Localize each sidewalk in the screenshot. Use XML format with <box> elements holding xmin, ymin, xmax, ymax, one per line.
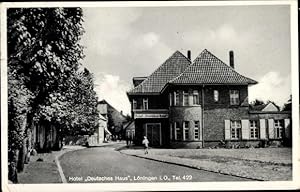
<box><xmin>18</xmin><ymin>145</ymin><xmax>85</xmax><ymax>184</ymax></box>
<box><xmin>120</xmin><ymin>147</ymin><xmax>292</xmax><ymax>181</ymax></box>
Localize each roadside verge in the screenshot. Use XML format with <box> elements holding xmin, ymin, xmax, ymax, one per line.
<box><xmin>119</xmin><ymin>148</ymin><xmax>292</xmax><ymax>181</ymax></box>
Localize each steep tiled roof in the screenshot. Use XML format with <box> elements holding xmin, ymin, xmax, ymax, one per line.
<box><xmin>170</xmin><ymin>49</ymin><xmax>257</xmax><ymax>85</ymax></box>
<box><xmin>127</xmin><ymin>51</ymin><xmax>191</xmax><ymax>94</ymax></box>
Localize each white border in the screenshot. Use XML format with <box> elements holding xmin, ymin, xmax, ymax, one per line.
<box><xmin>1</xmin><ymin>1</ymin><xmax>299</xmax><ymax>191</ymax></box>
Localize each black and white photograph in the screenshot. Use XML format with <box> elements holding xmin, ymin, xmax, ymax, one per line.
<box><xmin>1</xmin><ymin>1</ymin><xmax>299</xmax><ymax>191</ymax></box>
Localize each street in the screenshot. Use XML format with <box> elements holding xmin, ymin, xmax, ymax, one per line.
<box><xmin>59</xmin><ymin>144</ymin><xmax>251</xmax><ymax>183</ymax></box>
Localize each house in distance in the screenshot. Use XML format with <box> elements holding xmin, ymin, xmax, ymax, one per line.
<box><xmin>127</xmin><ymin>49</ymin><xmax>291</xmax><ymax>148</ymax></box>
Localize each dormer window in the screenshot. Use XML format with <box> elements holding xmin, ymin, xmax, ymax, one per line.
<box><xmin>143</xmin><ymin>98</ymin><xmax>148</xmax><ymax>110</ymax></box>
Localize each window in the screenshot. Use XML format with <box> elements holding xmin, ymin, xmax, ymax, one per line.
<box><xmin>193</xmin><ymin>90</ymin><xmax>200</xmax><ymax>105</ymax></box>
<box><xmin>194</xmin><ymin>121</ymin><xmax>200</xmax><ymax>140</ymax></box>
<box><xmin>274</xmin><ymin>120</ymin><xmax>283</xmax><ymax>138</ymax></box>
<box><xmin>170</xmin><ymin>123</ymin><xmax>173</xmax><ymax>140</ymax></box>
<box><xmin>175</xmin><ymin>122</ymin><xmax>182</xmax><ymax>140</ymax></box>
<box><xmin>183</xmin><ymin>121</ymin><xmax>189</xmax><ymax>140</ymax></box>
<box><xmin>214</xmin><ymin>90</ymin><xmax>219</xmax><ymax>102</ymax></box>
<box><xmin>230</xmin><ymin>90</ymin><xmax>240</xmax><ymax>105</ymax></box>
<box><xmin>250</xmin><ymin>120</ymin><xmax>259</xmax><ymax>139</ymax></box>
<box><xmin>132</xmin><ymin>99</ymin><xmax>137</xmax><ymax>109</ymax></box>
<box><xmin>183</xmin><ymin>91</ymin><xmax>189</xmax><ymax>106</ymax></box>
<box><xmin>231</xmin><ymin>120</ymin><xmax>241</xmax><ymax>139</ymax></box>
<box><xmin>142</xmin><ymin>98</ymin><xmax>148</xmax><ymax>110</ymax></box>
<box><xmin>174</xmin><ymin>91</ymin><xmax>180</xmax><ymax>106</ymax></box>
<box><xmin>169</xmin><ymin>93</ymin><xmax>173</xmax><ymax>106</ymax></box>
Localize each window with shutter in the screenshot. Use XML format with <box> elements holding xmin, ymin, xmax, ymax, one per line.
<box><xmin>259</xmin><ymin>119</ymin><xmax>266</xmax><ymax>139</ymax></box>
<box><xmin>224</xmin><ymin>120</ymin><xmax>231</xmax><ymax>140</ymax></box>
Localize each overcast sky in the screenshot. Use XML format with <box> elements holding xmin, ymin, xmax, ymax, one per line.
<box><xmin>80</xmin><ymin>5</ymin><xmax>291</xmax><ymax>115</ymax></box>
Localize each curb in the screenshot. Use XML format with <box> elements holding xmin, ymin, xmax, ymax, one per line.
<box><xmin>55</xmin><ymin>147</ymin><xmax>86</xmax><ymax>183</ymax></box>
<box><xmin>119</xmin><ymin>151</ymin><xmax>264</xmax><ymax>181</ymax></box>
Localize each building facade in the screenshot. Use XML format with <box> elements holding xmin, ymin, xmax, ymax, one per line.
<box><xmin>127</xmin><ymin>49</ymin><xmax>291</xmax><ymax>148</ymax></box>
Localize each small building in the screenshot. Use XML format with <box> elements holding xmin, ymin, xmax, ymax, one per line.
<box><xmin>97</xmin><ymin>100</ymin><xmax>128</xmax><ymax>139</ymax></box>
<box><xmin>126</xmin><ymin>49</ymin><xmax>291</xmax><ymax>148</ymax></box>
<box><xmin>124</xmin><ymin>121</ymin><xmax>135</xmax><ymax>143</ymax></box>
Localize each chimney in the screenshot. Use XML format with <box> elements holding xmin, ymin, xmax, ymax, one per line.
<box><xmin>187</xmin><ymin>50</ymin><xmax>191</xmax><ymax>61</ymax></box>
<box><xmin>229</xmin><ymin>50</ymin><xmax>234</xmax><ymax>69</ymax></box>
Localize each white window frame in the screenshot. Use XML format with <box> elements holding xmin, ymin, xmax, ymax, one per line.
<box><xmin>174</xmin><ymin>91</ymin><xmax>180</xmax><ymax>106</ymax></box>
<box><xmin>214</xmin><ymin>90</ymin><xmax>219</xmax><ymax>102</ymax></box>
<box><xmin>183</xmin><ymin>91</ymin><xmax>189</xmax><ymax>106</ymax></box>
<box><xmin>183</xmin><ymin>121</ymin><xmax>189</xmax><ymax>141</ymax></box>
<box><xmin>170</xmin><ymin>123</ymin><xmax>173</xmax><ymax>140</ymax></box>
<box><xmin>193</xmin><ymin>90</ymin><xmax>200</xmax><ymax>105</ymax></box>
<box><xmin>169</xmin><ymin>93</ymin><xmax>172</xmax><ymax>106</ymax></box>
<box><xmin>194</xmin><ymin>121</ymin><xmax>200</xmax><ymax>140</ymax></box>
<box><xmin>231</xmin><ymin>120</ymin><xmax>241</xmax><ymax>139</ymax></box>
<box><xmin>249</xmin><ymin>120</ymin><xmax>259</xmax><ymax>139</ymax></box>
<box><xmin>230</xmin><ymin>90</ymin><xmax>240</xmax><ymax>105</ymax></box>
<box><xmin>132</xmin><ymin>99</ymin><xmax>137</xmax><ymax>110</ymax></box>
<box><xmin>274</xmin><ymin>120</ymin><xmax>283</xmax><ymax>139</ymax></box>
<box><xmin>174</xmin><ymin>122</ymin><xmax>181</xmax><ymax>141</ymax></box>
<box><xmin>142</xmin><ymin>98</ymin><xmax>148</xmax><ymax>110</ymax></box>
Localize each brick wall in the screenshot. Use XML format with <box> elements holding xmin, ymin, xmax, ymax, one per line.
<box><xmin>169</xmin><ymin>106</ymin><xmax>202</xmax><ymax>141</ymax></box>
<box><xmin>203</xmin><ymin>107</ymin><xmax>250</xmax><ymax>141</ymax></box>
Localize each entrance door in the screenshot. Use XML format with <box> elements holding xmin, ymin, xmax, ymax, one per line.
<box><xmin>146</xmin><ymin>123</ymin><xmax>161</xmax><ymax>146</ymax></box>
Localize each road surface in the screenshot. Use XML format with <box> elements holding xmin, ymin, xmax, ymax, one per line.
<box><xmin>59</xmin><ymin>144</ymin><xmax>251</xmax><ymax>183</ymax></box>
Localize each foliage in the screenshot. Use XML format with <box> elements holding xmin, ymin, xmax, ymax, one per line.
<box><xmin>250</xmin><ymin>99</ymin><xmax>265</xmax><ymax>106</ymax></box>
<box><xmin>7</xmin><ymin>8</ymin><xmax>99</xmax><ymax>182</ymax></box>
<box><xmin>282</xmin><ymin>95</ymin><xmax>292</xmax><ymax>111</ymax></box>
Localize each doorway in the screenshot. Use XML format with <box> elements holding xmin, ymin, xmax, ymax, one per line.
<box><xmin>145</xmin><ymin>123</ymin><xmax>161</xmax><ymax>146</ymax></box>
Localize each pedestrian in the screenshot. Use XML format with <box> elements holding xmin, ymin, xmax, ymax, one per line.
<box><xmin>142</xmin><ymin>136</ymin><xmax>149</xmax><ymax>154</ymax></box>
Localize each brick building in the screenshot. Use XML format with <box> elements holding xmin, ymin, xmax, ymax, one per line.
<box><xmin>127</xmin><ymin>49</ymin><xmax>291</xmax><ymax>148</ymax></box>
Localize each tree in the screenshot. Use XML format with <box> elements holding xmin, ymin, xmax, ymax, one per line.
<box><xmin>282</xmin><ymin>95</ymin><xmax>292</xmax><ymax>111</ymax></box>
<box><xmin>7</xmin><ymin>8</ymin><xmax>99</xmax><ymax>182</ymax></box>
<box><xmin>250</xmin><ymin>99</ymin><xmax>265</xmax><ymax>106</ymax></box>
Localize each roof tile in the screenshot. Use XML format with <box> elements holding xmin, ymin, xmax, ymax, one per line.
<box><xmin>127</xmin><ymin>51</ymin><xmax>191</xmax><ymax>94</ymax></box>
<box><xmin>171</xmin><ymin>49</ymin><xmax>257</xmax><ymax>85</ymax></box>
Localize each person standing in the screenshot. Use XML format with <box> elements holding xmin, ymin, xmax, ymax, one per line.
<box><xmin>142</xmin><ymin>136</ymin><xmax>149</xmax><ymax>154</ymax></box>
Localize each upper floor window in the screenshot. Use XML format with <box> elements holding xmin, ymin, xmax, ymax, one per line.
<box><xmin>183</xmin><ymin>91</ymin><xmax>189</xmax><ymax>106</ymax></box>
<box><xmin>250</xmin><ymin>120</ymin><xmax>259</xmax><ymax>139</ymax></box>
<box><xmin>230</xmin><ymin>90</ymin><xmax>240</xmax><ymax>105</ymax></box>
<box><xmin>231</xmin><ymin>120</ymin><xmax>241</xmax><ymax>139</ymax></box>
<box><xmin>132</xmin><ymin>99</ymin><xmax>137</xmax><ymax>109</ymax></box>
<box><xmin>214</xmin><ymin>90</ymin><xmax>219</xmax><ymax>102</ymax></box>
<box><xmin>193</xmin><ymin>90</ymin><xmax>200</xmax><ymax>105</ymax></box>
<box><xmin>143</xmin><ymin>98</ymin><xmax>148</xmax><ymax>110</ymax></box>
<box><xmin>274</xmin><ymin>120</ymin><xmax>283</xmax><ymax>139</ymax></box>
<box><xmin>174</xmin><ymin>91</ymin><xmax>180</xmax><ymax>106</ymax></box>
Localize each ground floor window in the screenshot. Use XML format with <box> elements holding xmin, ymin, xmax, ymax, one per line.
<box><xmin>250</xmin><ymin>120</ymin><xmax>259</xmax><ymax>139</ymax></box>
<box><xmin>175</xmin><ymin>122</ymin><xmax>182</xmax><ymax>140</ymax></box>
<box><xmin>231</xmin><ymin>120</ymin><xmax>241</xmax><ymax>139</ymax></box>
<box><xmin>274</xmin><ymin>120</ymin><xmax>283</xmax><ymax>139</ymax></box>
<box><xmin>183</xmin><ymin>121</ymin><xmax>189</xmax><ymax>140</ymax></box>
<box><xmin>194</xmin><ymin>121</ymin><xmax>200</xmax><ymax>140</ymax></box>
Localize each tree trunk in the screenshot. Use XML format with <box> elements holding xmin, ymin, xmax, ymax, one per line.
<box><xmin>17</xmin><ymin>138</ymin><xmax>27</xmax><ymax>172</ymax></box>
<box><xmin>8</xmin><ymin>149</ymin><xmax>19</xmax><ymax>183</ymax></box>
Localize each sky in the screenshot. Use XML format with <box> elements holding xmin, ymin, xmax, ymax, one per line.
<box><xmin>80</xmin><ymin>5</ymin><xmax>291</xmax><ymax>115</ymax></box>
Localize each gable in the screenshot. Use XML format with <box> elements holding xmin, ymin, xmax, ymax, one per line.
<box><xmin>262</xmin><ymin>103</ymin><xmax>279</xmax><ymax>112</ymax></box>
